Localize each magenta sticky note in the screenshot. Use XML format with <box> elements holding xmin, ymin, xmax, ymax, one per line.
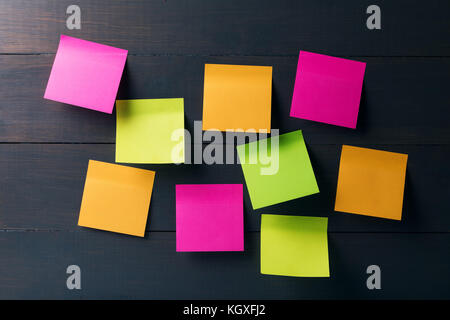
<box><xmin>44</xmin><ymin>35</ymin><xmax>128</xmax><ymax>113</ymax></box>
<box><xmin>290</xmin><ymin>51</ymin><xmax>366</xmax><ymax>129</ymax></box>
<box><xmin>176</xmin><ymin>184</ymin><xmax>244</xmax><ymax>252</ymax></box>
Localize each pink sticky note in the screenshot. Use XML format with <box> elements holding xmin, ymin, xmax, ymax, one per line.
<box><xmin>290</xmin><ymin>51</ymin><xmax>366</xmax><ymax>129</ymax></box>
<box><xmin>44</xmin><ymin>35</ymin><xmax>128</xmax><ymax>113</ymax></box>
<box><xmin>176</xmin><ymin>184</ymin><xmax>244</xmax><ymax>252</ymax></box>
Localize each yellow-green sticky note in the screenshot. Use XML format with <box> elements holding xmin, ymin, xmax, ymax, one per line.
<box><xmin>236</xmin><ymin>130</ymin><xmax>319</xmax><ymax>209</ymax></box>
<box><xmin>116</xmin><ymin>98</ymin><xmax>184</xmax><ymax>163</ymax></box>
<box><xmin>261</xmin><ymin>214</ymin><xmax>329</xmax><ymax>277</ymax></box>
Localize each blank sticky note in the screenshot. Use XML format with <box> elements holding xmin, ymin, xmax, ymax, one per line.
<box><xmin>78</xmin><ymin>160</ymin><xmax>155</xmax><ymax>237</ymax></box>
<box><xmin>116</xmin><ymin>98</ymin><xmax>184</xmax><ymax>164</ymax></box>
<box><xmin>290</xmin><ymin>51</ymin><xmax>366</xmax><ymax>129</ymax></box>
<box><xmin>335</xmin><ymin>145</ymin><xmax>408</xmax><ymax>220</ymax></box>
<box><xmin>176</xmin><ymin>184</ymin><xmax>243</xmax><ymax>252</ymax></box>
<box><xmin>44</xmin><ymin>35</ymin><xmax>127</xmax><ymax>113</ymax></box>
<box><xmin>261</xmin><ymin>214</ymin><xmax>329</xmax><ymax>277</ymax></box>
<box><xmin>236</xmin><ymin>130</ymin><xmax>319</xmax><ymax>209</ymax></box>
<box><xmin>202</xmin><ymin>64</ymin><xmax>272</xmax><ymax>132</ymax></box>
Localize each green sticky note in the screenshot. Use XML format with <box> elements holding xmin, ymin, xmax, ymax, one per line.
<box><xmin>116</xmin><ymin>98</ymin><xmax>184</xmax><ymax>163</ymax></box>
<box><xmin>236</xmin><ymin>130</ymin><xmax>319</xmax><ymax>209</ymax></box>
<box><xmin>261</xmin><ymin>214</ymin><xmax>329</xmax><ymax>277</ymax></box>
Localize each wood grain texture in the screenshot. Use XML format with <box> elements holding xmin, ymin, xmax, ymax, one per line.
<box><xmin>0</xmin><ymin>0</ymin><xmax>449</xmax><ymax>56</ymax></box>
<box><xmin>1</xmin><ymin>55</ymin><xmax>449</xmax><ymax>144</ymax></box>
<box><xmin>1</xmin><ymin>144</ymin><xmax>448</xmax><ymax>233</ymax></box>
<box><xmin>0</xmin><ymin>232</ymin><xmax>448</xmax><ymax>299</ymax></box>
<box><xmin>0</xmin><ymin>0</ymin><xmax>449</xmax><ymax>299</ymax></box>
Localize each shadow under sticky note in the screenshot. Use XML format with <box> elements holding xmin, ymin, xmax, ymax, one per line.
<box><xmin>44</xmin><ymin>35</ymin><xmax>128</xmax><ymax>113</ymax></box>
<box><xmin>290</xmin><ymin>51</ymin><xmax>366</xmax><ymax>129</ymax></box>
<box><xmin>236</xmin><ymin>130</ymin><xmax>319</xmax><ymax>209</ymax></box>
<box><xmin>261</xmin><ymin>214</ymin><xmax>329</xmax><ymax>277</ymax></box>
<box><xmin>202</xmin><ymin>64</ymin><xmax>272</xmax><ymax>132</ymax></box>
<box><xmin>116</xmin><ymin>98</ymin><xmax>185</xmax><ymax>164</ymax></box>
<box><xmin>78</xmin><ymin>160</ymin><xmax>155</xmax><ymax>237</ymax></box>
<box><xmin>176</xmin><ymin>184</ymin><xmax>244</xmax><ymax>252</ymax></box>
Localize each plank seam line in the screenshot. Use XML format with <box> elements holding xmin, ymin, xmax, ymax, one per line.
<box><xmin>1</xmin><ymin>53</ymin><xmax>450</xmax><ymax>58</ymax></box>
<box><xmin>0</xmin><ymin>229</ymin><xmax>449</xmax><ymax>234</ymax></box>
<box><xmin>0</xmin><ymin>142</ymin><xmax>449</xmax><ymax>146</ymax></box>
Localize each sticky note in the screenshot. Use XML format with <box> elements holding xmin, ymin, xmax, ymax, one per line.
<box><xmin>236</xmin><ymin>130</ymin><xmax>319</xmax><ymax>209</ymax></box>
<box><xmin>290</xmin><ymin>51</ymin><xmax>366</xmax><ymax>129</ymax></box>
<box><xmin>116</xmin><ymin>98</ymin><xmax>184</xmax><ymax>163</ymax></box>
<box><xmin>202</xmin><ymin>64</ymin><xmax>272</xmax><ymax>132</ymax></box>
<box><xmin>261</xmin><ymin>214</ymin><xmax>329</xmax><ymax>277</ymax></box>
<box><xmin>44</xmin><ymin>35</ymin><xmax>127</xmax><ymax>113</ymax></box>
<box><xmin>176</xmin><ymin>184</ymin><xmax>244</xmax><ymax>252</ymax></box>
<box><xmin>78</xmin><ymin>160</ymin><xmax>155</xmax><ymax>237</ymax></box>
<box><xmin>335</xmin><ymin>145</ymin><xmax>408</xmax><ymax>220</ymax></box>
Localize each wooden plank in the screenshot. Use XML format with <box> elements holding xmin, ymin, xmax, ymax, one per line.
<box><xmin>0</xmin><ymin>55</ymin><xmax>449</xmax><ymax>144</ymax></box>
<box><xmin>0</xmin><ymin>231</ymin><xmax>448</xmax><ymax>299</ymax></box>
<box><xmin>1</xmin><ymin>144</ymin><xmax>449</xmax><ymax>232</ymax></box>
<box><xmin>0</xmin><ymin>0</ymin><xmax>449</xmax><ymax>56</ymax></box>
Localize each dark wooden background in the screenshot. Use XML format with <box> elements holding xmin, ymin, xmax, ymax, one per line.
<box><xmin>0</xmin><ymin>0</ymin><xmax>449</xmax><ymax>299</ymax></box>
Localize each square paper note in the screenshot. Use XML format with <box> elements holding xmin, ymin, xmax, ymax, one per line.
<box><xmin>261</xmin><ymin>214</ymin><xmax>329</xmax><ymax>277</ymax></box>
<box><xmin>290</xmin><ymin>51</ymin><xmax>366</xmax><ymax>129</ymax></box>
<box><xmin>335</xmin><ymin>145</ymin><xmax>408</xmax><ymax>220</ymax></box>
<box><xmin>236</xmin><ymin>130</ymin><xmax>319</xmax><ymax>209</ymax></box>
<box><xmin>44</xmin><ymin>35</ymin><xmax>127</xmax><ymax>113</ymax></box>
<box><xmin>78</xmin><ymin>160</ymin><xmax>155</xmax><ymax>237</ymax></box>
<box><xmin>116</xmin><ymin>98</ymin><xmax>184</xmax><ymax>163</ymax></box>
<box><xmin>202</xmin><ymin>64</ymin><xmax>272</xmax><ymax>132</ymax></box>
<box><xmin>176</xmin><ymin>184</ymin><xmax>244</xmax><ymax>252</ymax></box>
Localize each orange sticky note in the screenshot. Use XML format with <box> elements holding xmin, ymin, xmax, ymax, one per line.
<box><xmin>335</xmin><ymin>145</ymin><xmax>408</xmax><ymax>220</ymax></box>
<box><xmin>78</xmin><ymin>160</ymin><xmax>155</xmax><ymax>237</ymax></box>
<box><xmin>202</xmin><ymin>64</ymin><xmax>272</xmax><ymax>132</ymax></box>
